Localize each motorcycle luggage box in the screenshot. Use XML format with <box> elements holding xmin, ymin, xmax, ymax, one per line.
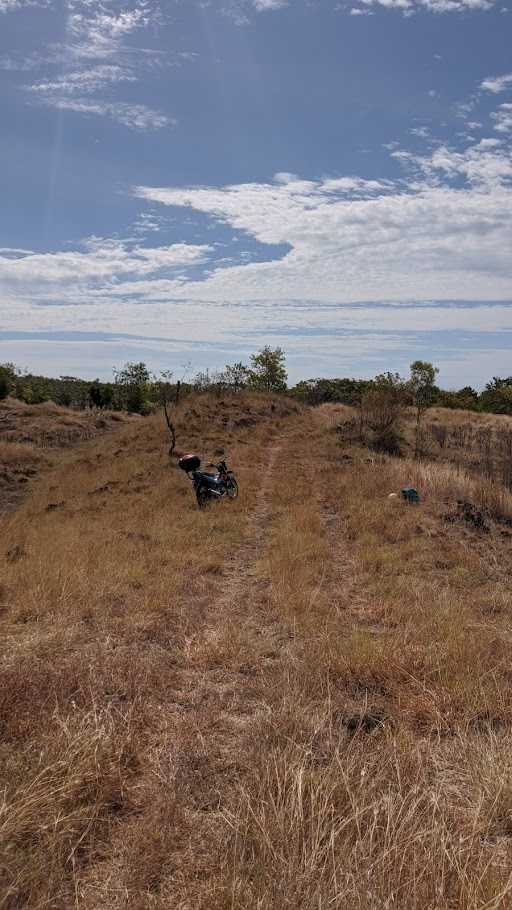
<box><xmin>179</xmin><ymin>454</ymin><xmax>201</xmax><ymax>472</ymax></box>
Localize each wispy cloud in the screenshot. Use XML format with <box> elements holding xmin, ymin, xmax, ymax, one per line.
<box><xmin>29</xmin><ymin>64</ymin><xmax>136</xmax><ymax>96</ymax></box>
<box><xmin>0</xmin><ymin>0</ymin><xmax>48</xmax><ymax>12</ymax></box>
<box><xmin>345</xmin><ymin>0</ymin><xmax>497</xmax><ymax>14</ymax></box>
<box><xmin>36</xmin><ymin>98</ymin><xmax>173</xmax><ymax>129</ymax></box>
<box><xmin>252</xmin><ymin>0</ymin><xmax>288</xmax><ymax>8</ymax></box>
<box><xmin>14</xmin><ymin>0</ymin><xmax>178</xmax><ymax>129</ymax></box>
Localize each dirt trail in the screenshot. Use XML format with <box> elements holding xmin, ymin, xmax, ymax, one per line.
<box><xmin>81</xmin><ymin>430</ymin><xmax>294</xmax><ymax>907</ymax></box>
<box><xmin>205</xmin><ymin>433</ymin><xmax>285</xmax><ymax>625</ymax></box>
<box><xmin>83</xmin><ymin>411</ymin><xmax>357</xmax><ymax>907</ymax></box>
<box><xmin>164</xmin><ymin>410</ymin><xmax>356</xmax><ymax>907</ymax></box>
<box><xmin>160</xmin><ymin>432</ymin><xmax>293</xmax><ymax>904</ymax></box>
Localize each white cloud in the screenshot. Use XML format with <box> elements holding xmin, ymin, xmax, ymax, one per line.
<box><xmin>132</xmin><ymin>136</ymin><xmax>512</xmax><ymax>304</ymax></box>
<box><xmin>347</xmin><ymin>0</ymin><xmax>496</xmax><ymax>13</ymax></box>
<box><xmin>19</xmin><ymin>1</ymin><xmax>175</xmax><ymax>129</ymax></box>
<box><xmin>0</xmin><ymin>0</ymin><xmax>46</xmax><ymax>11</ymax></box>
<box><xmin>252</xmin><ymin>0</ymin><xmax>288</xmax><ymax>8</ymax></box>
<box><xmin>0</xmin><ymin>239</ymin><xmax>211</xmax><ymax>291</ymax></box>
<box><xmin>410</xmin><ymin>126</ymin><xmax>431</xmax><ymax>139</ymax></box>
<box><xmin>34</xmin><ymin>97</ymin><xmax>173</xmax><ymax>129</ymax></box>
<box><xmin>492</xmin><ymin>103</ymin><xmax>512</xmax><ymax>133</ymax></box>
<box><xmin>481</xmin><ymin>73</ymin><xmax>512</xmax><ymax>94</ymax></box>
<box><xmin>2</xmin><ymin>133</ymin><xmax>511</xmax><ymax>326</ymax></box>
<box><xmin>29</xmin><ymin>65</ymin><xmax>136</xmax><ymax>96</ymax></box>
<box><xmin>2</xmin><ymin>76</ymin><xmax>512</xmax><ymax>383</ymax></box>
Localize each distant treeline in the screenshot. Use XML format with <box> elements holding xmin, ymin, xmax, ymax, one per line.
<box><xmin>2</xmin><ymin>352</ymin><xmax>512</xmax><ymax>417</ymax></box>
<box><xmin>0</xmin><ymin>347</ymin><xmax>288</xmax><ymax>414</ymax></box>
<box><xmin>292</xmin><ymin>376</ymin><xmax>512</xmax><ymax>415</ymax></box>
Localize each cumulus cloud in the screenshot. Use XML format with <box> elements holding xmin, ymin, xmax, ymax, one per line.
<box><xmin>0</xmin><ymin>239</ymin><xmax>212</xmax><ymax>293</ymax></box>
<box><xmin>481</xmin><ymin>73</ymin><xmax>512</xmax><ymax>94</ymax></box>
<box><xmin>131</xmin><ymin>136</ymin><xmax>512</xmax><ymax>305</ymax></box>
<box><xmin>2</xmin><ymin>130</ymin><xmax>511</xmax><ymax>324</ymax></box>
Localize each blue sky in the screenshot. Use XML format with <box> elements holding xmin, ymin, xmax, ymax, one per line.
<box><xmin>1</xmin><ymin>0</ymin><xmax>511</xmax><ymax>387</ymax></box>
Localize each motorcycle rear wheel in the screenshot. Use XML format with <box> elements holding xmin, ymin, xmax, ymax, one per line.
<box><xmin>226</xmin><ymin>476</ymin><xmax>239</xmax><ymax>499</ymax></box>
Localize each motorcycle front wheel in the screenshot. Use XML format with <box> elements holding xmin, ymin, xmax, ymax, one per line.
<box><xmin>226</xmin><ymin>476</ymin><xmax>239</xmax><ymax>499</ymax></box>
<box><xmin>196</xmin><ymin>485</ymin><xmax>210</xmax><ymax>509</ymax></box>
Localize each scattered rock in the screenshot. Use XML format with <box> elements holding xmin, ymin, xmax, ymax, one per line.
<box><xmin>6</xmin><ymin>544</ymin><xmax>25</xmax><ymax>563</ymax></box>
<box><xmin>234</xmin><ymin>416</ymin><xmax>257</xmax><ymax>428</ymax></box>
<box><xmin>88</xmin><ymin>481</ymin><xmax>120</xmax><ymax>496</ymax></box>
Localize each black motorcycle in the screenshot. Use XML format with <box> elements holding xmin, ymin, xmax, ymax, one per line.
<box><xmin>178</xmin><ymin>454</ymin><xmax>239</xmax><ymax>509</ymax></box>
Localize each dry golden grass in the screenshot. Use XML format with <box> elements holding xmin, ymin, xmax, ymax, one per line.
<box><xmin>0</xmin><ymin>442</ymin><xmax>40</xmax><ymax>465</ymax></box>
<box><xmin>2</xmin><ymin>395</ymin><xmax>512</xmax><ymax>908</ymax></box>
<box><xmin>0</xmin><ymin>392</ymin><xmax>299</xmax><ymax>907</ymax></box>
<box><xmin>218</xmin><ymin>407</ymin><xmax>512</xmax><ymax>909</ymax></box>
<box><xmin>0</xmin><ymin>398</ymin><xmax>137</xmax><ymax>517</ymax></box>
<box><xmin>0</xmin><ymin>396</ymin><xmax>132</xmax><ymax>450</ymax></box>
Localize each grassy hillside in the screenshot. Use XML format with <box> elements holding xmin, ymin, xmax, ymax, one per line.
<box><xmin>2</xmin><ymin>395</ymin><xmax>512</xmax><ymax>908</ymax></box>
<box><xmin>0</xmin><ymin>398</ymin><xmax>134</xmax><ymax>515</ymax></box>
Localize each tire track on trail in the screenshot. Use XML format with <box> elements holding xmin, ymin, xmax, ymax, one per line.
<box><xmin>183</xmin><ymin>430</ymin><xmax>289</xmax><ymax>674</ymax></box>
<box><xmin>211</xmin><ymin>433</ymin><xmax>284</xmax><ymax>614</ymax></box>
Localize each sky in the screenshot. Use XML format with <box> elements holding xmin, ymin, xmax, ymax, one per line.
<box><xmin>0</xmin><ymin>0</ymin><xmax>511</xmax><ymax>387</ymax></box>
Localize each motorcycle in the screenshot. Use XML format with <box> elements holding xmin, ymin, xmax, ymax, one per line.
<box><xmin>178</xmin><ymin>454</ymin><xmax>239</xmax><ymax>509</ymax></box>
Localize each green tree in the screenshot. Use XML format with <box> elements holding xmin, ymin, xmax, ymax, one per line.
<box><xmin>0</xmin><ymin>370</ymin><xmax>9</xmax><ymax>400</ymax></box>
<box><xmin>360</xmin><ymin>372</ymin><xmax>408</xmax><ymax>455</ymax></box>
<box><xmin>0</xmin><ymin>362</ymin><xmax>18</xmax><ymax>400</ymax></box>
<box><xmin>437</xmin><ymin>386</ymin><xmax>479</xmax><ymax>411</ymax></box>
<box><xmin>249</xmin><ymin>346</ymin><xmax>287</xmax><ymax>393</ymax></box>
<box><xmin>480</xmin><ymin>377</ymin><xmax>512</xmax><ymax>415</ymax></box>
<box><xmin>114</xmin><ymin>362</ymin><xmax>151</xmax><ymax>388</ymax></box>
<box><xmin>113</xmin><ymin>361</ymin><xmax>151</xmax><ymax>414</ymax></box>
<box><xmin>409</xmin><ymin>360</ymin><xmax>439</xmax><ymax>456</ymax></box>
<box><xmin>224</xmin><ymin>361</ymin><xmax>250</xmax><ymax>393</ymax></box>
<box><xmin>89</xmin><ymin>381</ymin><xmax>105</xmax><ymax>408</ymax></box>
